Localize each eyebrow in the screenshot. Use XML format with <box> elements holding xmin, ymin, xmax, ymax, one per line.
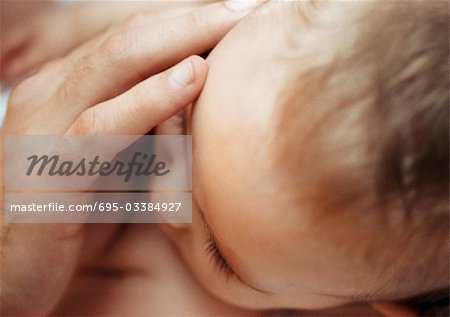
<box><xmin>197</xmin><ymin>204</ymin><xmax>270</xmax><ymax>294</ymax></box>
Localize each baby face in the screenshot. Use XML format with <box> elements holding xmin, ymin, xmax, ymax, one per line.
<box><xmin>162</xmin><ymin>0</ymin><xmax>442</xmax><ymax>310</ymax></box>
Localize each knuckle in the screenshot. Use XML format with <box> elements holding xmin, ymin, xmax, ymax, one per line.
<box><xmin>71</xmin><ymin>110</ymin><xmax>98</xmax><ymax>135</ymax></box>
<box><xmin>8</xmin><ymin>60</ymin><xmax>64</xmax><ymax>112</ymax></box>
<box><xmin>58</xmin><ymin>54</ymin><xmax>96</xmax><ymax>102</ymax></box>
<box><xmin>98</xmin><ymin>32</ymin><xmax>131</xmax><ymax>65</ymax></box>
<box><xmin>8</xmin><ymin>77</ymin><xmax>34</xmax><ymax>108</ymax></box>
<box><xmin>184</xmin><ymin>11</ymin><xmax>208</xmax><ymax>30</ymax></box>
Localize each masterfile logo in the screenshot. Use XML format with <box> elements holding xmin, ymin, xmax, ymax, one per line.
<box><xmin>26</xmin><ymin>152</ymin><xmax>170</xmax><ymax>182</ymax></box>
<box><xmin>4</xmin><ymin>135</ymin><xmax>192</xmax><ymax>224</ymax></box>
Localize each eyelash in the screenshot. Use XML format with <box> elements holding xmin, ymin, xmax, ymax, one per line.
<box><xmin>204</xmin><ymin>235</ymin><xmax>234</xmax><ymax>277</ymax></box>
<box><xmin>191</xmin><ymin>125</ymin><xmax>233</xmax><ymax>278</ymax></box>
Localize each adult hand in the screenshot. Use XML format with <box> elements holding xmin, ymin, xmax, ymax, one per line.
<box><xmin>0</xmin><ymin>1</ymin><xmax>263</xmax><ymax>315</ymax></box>
<box><xmin>0</xmin><ymin>1</ymin><xmax>217</xmax><ymax>85</ymax></box>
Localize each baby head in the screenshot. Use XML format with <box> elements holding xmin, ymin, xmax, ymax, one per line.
<box><xmin>164</xmin><ymin>0</ymin><xmax>449</xmax><ymax>314</ymax></box>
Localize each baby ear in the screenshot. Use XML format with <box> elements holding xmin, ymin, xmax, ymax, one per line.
<box><xmin>372</xmin><ymin>303</ymin><xmax>417</xmax><ymax>317</ymax></box>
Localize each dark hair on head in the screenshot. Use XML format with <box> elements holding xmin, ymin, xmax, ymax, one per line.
<box><xmin>272</xmin><ymin>0</ymin><xmax>448</xmax><ymax>314</ymax></box>
<box><xmin>364</xmin><ymin>4</ymin><xmax>449</xmax><ymax>314</ymax></box>
<box><xmin>368</xmin><ymin>0</ymin><xmax>449</xmax><ymax>220</ymax></box>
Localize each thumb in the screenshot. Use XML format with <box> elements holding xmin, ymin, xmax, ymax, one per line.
<box><xmin>67</xmin><ymin>56</ymin><xmax>208</xmax><ymax>135</ymax></box>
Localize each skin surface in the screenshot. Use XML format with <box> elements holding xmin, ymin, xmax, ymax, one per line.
<box><xmin>160</xmin><ymin>0</ymin><xmax>446</xmax><ymax>312</ymax></box>
<box><xmin>163</xmin><ymin>1</ymin><xmax>372</xmax><ymax>310</ymax></box>
<box><xmin>52</xmin><ymin>223</ymin><xmax>383</xmax><ymax>316</ymax></box>
<box><xmin>52</xmin><ymin>224</ymin><xmax>261</xmax><ymax>316</ymax></box>
<box><xmin>0</xmin><ymin>2</ymin><xmax>263</xmax><ymax>315</ymax></box>
<box><xmin>1</xmin><ymin>1</ymin><xmax>440</xmax><ymax>315</ymax></box>
<box><xmin>0</xmin><ymin>1</ymin><xmax>216</xmax><ymax>85</ymax></box>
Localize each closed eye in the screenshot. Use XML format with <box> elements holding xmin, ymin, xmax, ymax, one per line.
<box><xmin>197</xmin><ymin>205</ymin><xmax>269</xmax><ymax>294</ymax></box>
<box><xmin>204</xmin><ymin>229</ymin><xmax>235</xmax><ymax>277</ymax></box>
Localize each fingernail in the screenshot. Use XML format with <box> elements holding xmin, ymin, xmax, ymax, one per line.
<box><xmin>225</xmin><ymin>0</ymin><xmax>258</xmax><ymax>11</ymax></box>
<box><xmin>170</xmin><ymin>60</ymin><xmax>194</xmax><ymax>87</ymax></box>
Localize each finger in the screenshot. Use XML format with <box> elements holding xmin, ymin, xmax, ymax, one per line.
<box><xmin>57</xmin><ymin>0</ymin><xmax>210</xmax><ymax>62</ymax></box>
<box><xmin>52</xmin><ymin>0</ymin><xmax>264</xmax><ymax>124</ymax></box>
<box><xmin>67</xmin><ymin>55</ymin><xmax>207</xmax><ymax>135</ymax></box>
